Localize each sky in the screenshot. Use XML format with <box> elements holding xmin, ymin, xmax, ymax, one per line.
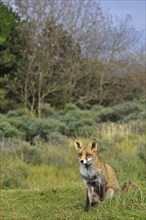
<box><xmin>99</xmin><ymin>0</ymin><xmax>145</xmax><ymax>33</ymax></box>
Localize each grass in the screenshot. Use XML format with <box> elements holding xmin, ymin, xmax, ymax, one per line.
<box><xmin>0</xmin><ymin>122</ymin><xmax>146</xmax><ymax>220</ymax></box>
<box><xmin>0</xmin><ymin>183</ymin><xmax>146</xmax><ymax>220</ymax></box>
<box><xmin>1</xmin><ymin>158</ymin><xmax>146</xmax><ymax>220</ymax></box>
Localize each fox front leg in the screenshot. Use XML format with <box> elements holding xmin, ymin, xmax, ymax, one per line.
<box><xmin>84</xmin><ymin>187</ymin><xmax>93</xmax><ymax>211</ymax></box>
<box><xmin>99</xmin><ymin>183</ymin><xmax>106</xmax><ymax>201</ymax></box>
<box><xmin>94</xmin><ymin>183</ymin><xmax>105</xmax><ymax>201</ymax></box>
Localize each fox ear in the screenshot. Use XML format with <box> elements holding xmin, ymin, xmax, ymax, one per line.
<box><xmin>74</xmin><ymin>139</ymin><xmax>83</xmax><ymax>151</ymax></box>
<box><xmin>88</xmin><ymin>139</ymin><xmax>98</xmax><ymax>152</ymax></box>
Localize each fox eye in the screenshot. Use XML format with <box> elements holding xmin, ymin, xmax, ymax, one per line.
<box><xmin>78</xmin><ymin>154</ymin><xmax>82</xmax><ymax>158</ymax></box>
<box><xmin>86</xmin><ymin>154</ymin><xmax>91</xmax><ymax>158</ymax></box>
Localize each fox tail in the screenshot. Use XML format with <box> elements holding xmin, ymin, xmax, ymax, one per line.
<box><xmin>121</xmin><ymin>181</ymin><xmax>133</xmax><ymax>193</ymax></box>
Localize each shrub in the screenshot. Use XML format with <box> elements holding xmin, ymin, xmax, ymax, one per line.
<box><xmin>6</xmin><ymin>108</ymin><xmax>35</xmax><ymax>117</ymax></box>
<box><xmin>63</xmin><ymin>103</ymin><xmax>80</xmax><ymax>112</ymax></box>
<box><xmin>0</xmin><ymin>138</ymin><xmax>75</xmax><ymax>169</ymax></box>
<box><xmin>77</xmin><ymin>125</ymin><xmax>97</xmax><ymax>138</ymax></box>
<box><xmin>138</xmin><ymin>111</ymin><xmax>146</xmax><ymax>120</ymax></box>
<box><xmin>0</xmin><ymin>120</ymin><xmax>24</xmax><ymax>138</ymax></box>
<box><xmin>39</xmin><ymin>103</ymin><xmax>55</xmax><ymax>118</ymax></box>
<box><xmin>65</xmin><ymin>116</ymin><xmax>95</xmax><ymax>137</ymax></box>
<box><xmin>44</xmin><ymin>142</ymin><xmax>76</xmax><ymax>168</ymax></box>
<box><xmin>47</xmin><ymin>132</ymin><xmax>69</xmax><ymax>146</ymax></box>
<box><xmin>21</xmin><ymin>141</ymin><xmax>44</xmax><ymax>165</ymax></box>
<box><xmin>0</xmin><ymin>139</ymin><xmax>43</xmax><ymax>165</ymax></box>
<box><xmin>97</xmin><ymin>101</ymin><xmax>144</xmax><ymax>123</ymax></box>
<box><xmin>57</xmin><ymin>107</ymin><xmax>95</xmax><ymax>137</ymax></box>
<box><xmin>0</xmin><ymin>101</ymin><xmax>145</xmax><ymax>141</ymax></box>
<box><xmin>0</xmin><ymin>158</ymin><xmax>29</xmax><ymax>189</ymax></box>
<box><xmin>18</xmin><ymin>144</ymin><xmax>43</xmax><ymax>165</ymax></box>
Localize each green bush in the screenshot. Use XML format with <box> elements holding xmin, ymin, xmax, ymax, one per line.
<box><xmin>97</xmin><ymin>101</ymin><xmax>144</xmax><ymax>123</ymax></box>
<box><xmin>63</xmin><ymin>103</ymin><xmax>80</xmax><ymax>112</ymax></box>
<box><xmin>64</xmin><ymin>114</ymin><xmax>95</xmax><ymax>137</ymax></box>
<box><xmin>0</xmin><ymin>139</ymin><xmax>43</xmax><ymax>165</ymax></box>
<box><xmin>0</xmin><ymin>138</ymin><xmax>75</xmax><ymax>169</ymax></box>
<box><xmin>0</xmin><ymin>158</ymin><xmax>29</xmax><ymax>189</ymax></box>
<box><xmin>47</xmin><ymin>132</ymin><xmax>69</xmax><ymax>146</ymax></box>
<box><xmin>39</xmin><ymin>104</ymin><xmax>55</xmax><ymax>118</ymax></box>
<box><xmin>0</xmin><ymin>120</ymin><xmax>24</xmax><ymax>138</ymax></box>
<box><xmin>0</xmin><ymin>114</ymin><xmax>32</xmax><ymax>139</ymax></box>
<box><xmin>56</xmin><ymin>106</ymin><xmax>96</xmax><ymax>137</ymax></box>
<box><xmin>24</xmin><ymin>118</ymin><xmax>68</xmax><ymax>143</ymax></box>
<box><xmin>6</xmin><ymin>109</ymin><xmax>28</xmax><ymax>117</ymax></box>
<box><xmin>0</xmin><ymin>101</ymin><xmax>145</xmax><ymax>140</ymax></box>
<box><xmin>17</xmin><ymin>144</ymin><xmax>43</xmax><ymax>165</ymax></box>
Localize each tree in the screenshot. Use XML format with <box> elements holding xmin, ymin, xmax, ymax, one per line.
<box><xmin>2</xmin><ymin>0</ymin><xmax>144</xmax><ymax>111</ymax></box>
<box><xmin>0</xmin><ymin>0</ymin><xmax>21</xmax><ymax>112</ymax></box>
<box><xmin>8</xmin><ymin>17</ymin><xmax>82</xmax><ymax>117</ymax></box>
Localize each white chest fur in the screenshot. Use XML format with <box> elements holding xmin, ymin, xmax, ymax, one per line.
<box><xmin>80</xmin><ymin>163</ymin><xmax>102</xmax><ymax>185</ymax></box>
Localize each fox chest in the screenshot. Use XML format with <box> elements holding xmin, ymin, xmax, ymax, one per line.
<box><xmin>80</xmin><ymin>165</ymin><xmax>102</xmax><ymax>185</ymax></box>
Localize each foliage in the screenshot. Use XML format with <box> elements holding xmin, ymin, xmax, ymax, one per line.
<box><xmin>0</xmin><ymin>114</ymin><xmax>24</xmax><ymax>138</ymax></box>
<box><xmin>57</xmin><ymin>106</ymin><xmax>96</xmax><ymax>137</ymax></box>
<box><xmin>0</xmin><ymin>101</ymin><xmax>145</xmax><ymax>141</ymax></box>
<box><xmin>47</xmin><ymin>132</ymin><xmax>69</xmax><ymax>146</ymax></box>
<box><xmin>95</xmin><ymin>101</ymin><xmax>145</xmax><ymax>123</ymax></box>
<box><xmin>0</xmin><ymin>1</ymin><xmax>21</xmax><ymax>112</ymax></box>
<box><xmin>0</xmin><ymin>1</ymin><xmax>145</xmax><ymax>113</ymax></box>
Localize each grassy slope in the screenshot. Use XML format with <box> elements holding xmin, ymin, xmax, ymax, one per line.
<box><xmin>1</xmin><ymin>184</ymin><xmax>146</xmax><ymax>220</ymax></box>
<box><xmin>0</xmin><ymin>127</ymin><xmax>146</xmax><ymax>219</ymax></box>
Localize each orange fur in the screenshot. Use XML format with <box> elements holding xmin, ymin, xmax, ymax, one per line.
<box><xmin>74</xmin><ymin>139</ymin><xmax>121</xmax><ymax>211</ymax></box>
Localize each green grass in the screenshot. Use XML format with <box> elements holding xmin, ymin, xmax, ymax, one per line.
<box><xmin>0</xmin><ymin>123</ymin><xmax>146</xmax><ymax>219</ymax></box>
<box><xmin>0</xmin><ymin>184</ymin><xmax>146</xmax><ymax>220</ymax></box>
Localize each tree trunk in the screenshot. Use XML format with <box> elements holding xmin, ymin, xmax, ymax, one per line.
<box><xmin>99</xmin><ymin>71</ymin><xmax>104</xmax><ymax>105</ymax></box>
<box><xmin>38</xmin><ymin>71</ymin><xmax>42</xmax><ymax>118</ymax></box>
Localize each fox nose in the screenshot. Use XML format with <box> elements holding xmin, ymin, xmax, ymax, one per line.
<box><xmin>80</xmin><ymin>160</ymin><xmax>84</xmax><ymax>163</ymax></box>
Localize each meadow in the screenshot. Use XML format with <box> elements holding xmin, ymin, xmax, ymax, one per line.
<box><xmin>1</xmin><ymin>1</ymin><xmax>145</xmax><ymax>219</ymax></box>
<box><xmin>0</xmin><ymin>101</ymin><xmax>146</xmax><ymax>219</ymax></box>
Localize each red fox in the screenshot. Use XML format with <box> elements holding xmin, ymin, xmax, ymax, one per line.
<box><xmin>74</xmin><ymin>139</ymin><xmax>131</xmax><ymax>211</ymax></box>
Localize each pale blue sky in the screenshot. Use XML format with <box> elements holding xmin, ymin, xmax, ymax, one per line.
<box><xmin>99</xmin><ymin>0</ymin><xmax>145</xmax><ymax>32</ymax></box>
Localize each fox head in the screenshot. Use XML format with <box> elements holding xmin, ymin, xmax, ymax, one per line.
<box><xmin>74</xmin><ymin>139</ymin><xmax>98</xmax><ymax>165</ymax></box>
